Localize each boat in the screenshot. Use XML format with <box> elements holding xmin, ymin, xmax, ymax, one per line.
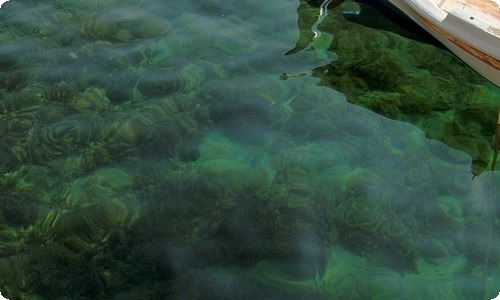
<box><xmin>382</xmin><ymin>0</ymin><xmax>500</xmax><ymax>86</ymax></box>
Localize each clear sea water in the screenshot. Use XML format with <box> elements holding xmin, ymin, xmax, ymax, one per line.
<box><xmin>0</xmin><ymin>0</ymin><xmax>499</xmax><ymax>299</ymax></box>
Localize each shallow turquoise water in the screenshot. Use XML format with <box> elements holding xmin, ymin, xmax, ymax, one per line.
<box><xmin>0</xmin><ymin>0</ymin><xmax>499</xmax><ymax>299</ymax></box>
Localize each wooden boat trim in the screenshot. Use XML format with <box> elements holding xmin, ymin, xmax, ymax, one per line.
<box><xmin>418</xmin><ymin>14</ymin><xmax>500</xmax><ymax>69</ymax></box>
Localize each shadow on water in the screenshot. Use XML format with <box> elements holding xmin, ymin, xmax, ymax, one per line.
<box><xmin>347</xmin><ymin>0</ymin><xmax>446</xmax><ymax>47</ymax></box>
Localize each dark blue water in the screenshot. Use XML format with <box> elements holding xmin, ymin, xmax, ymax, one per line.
<box><xmin>0</xmin><ymin>0</ymin><xmax>498</xmax><ymax>299</ymax></box>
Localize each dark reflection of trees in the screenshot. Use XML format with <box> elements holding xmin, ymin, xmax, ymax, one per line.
<box><xmin>290</xmin><ymin>0</ymin><xmax>500</xmax><ymax>175</ymax></box>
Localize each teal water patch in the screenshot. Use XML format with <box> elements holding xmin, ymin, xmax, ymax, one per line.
<box><xmin>0</xmin><ymin>0</ymin><xmax>498</xmax><ymax>299</ymax></box>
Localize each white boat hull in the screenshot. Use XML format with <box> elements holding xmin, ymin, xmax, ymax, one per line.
<box><xmin>385</xmin><ymin>0</ymin><xmax>500</xmax><ymax>86</ymax></box>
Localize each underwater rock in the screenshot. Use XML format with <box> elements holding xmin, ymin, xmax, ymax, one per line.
<box><xmin>139</xmin><ymin>115</ymin><xmax>200</xmax><ymax>158</ymax></box>
<box><xmin>80</xmin><ymin>6</ymin><xmax>169</xmax><ymax>42</ymax></box>
<box><xmin>65</xmin><ymin>167</ymin><xmax>135</xmax><ymax>207</ymax></box>
<box><xmin>256</xmin><ymin>75</ymin><xmax>295</xmax><ymax>104</ymax></box>
<box><xmin>214</xmin><ymin>199</ymin><xmax>284</xmax><ymax>265</ymax></box>
<box><xmin>0</xmin><ymin>85</ymin><xmax>44</xmax><ymax>114</ymax></box>
<box><xmin>24</xmin><ymin>243</ymin><xmax>101</xmax><ymax>298</ymax></box>
<box><xmin>209</xmin><ymin>23</ymin><xmax>258</xmax><ymax>55</ymax></box>
<box><xmin>5</xmin><ymin>165</ymin><xmax>55</xmax><ymax>203</ymax></box>
<box><xmin>0</xmin><ymin>69</ymin><xmax>32</xmax><ymax>92</ymax></box>
<box><xmin>115</xmin><ymin>115</ymin><xmax>152</xmax><ymax>144</ymax></box>
<box><xmin>289</xmin><ymin>79</ymin><xmax>346</xmax><ymax>113</ymax></box>
<box><xmin>463</xmin><ymin>223</ymin><xmax>495</xmax><ymax>270</ymax></box>
<box><xmin>272</xmin><ymin>143</ymin><xmax>339</xmax><ymax>182</ymax></box>
<box><xmin>48</xmin><ymin>155</ymin><xmax>90</xmax><ymax>180</ymax></box>
<box><xmin>88</xmin><ymin>69</ymin><xmax>144</xmax><ymax>103</ymax></box>
<box><xmin>156</xmin><ymin>93</ymin><xmax>200</xmax><ymax>115</ymax></box>
<box><xmin>71</xmin><ymin>87</ymin><xmax>111</xmax><ymax>111</ymax></box>
<box><xmin>40</xmin><ymin>80</ymin><xmax>80</xmax><ymax>103</ymax></box>
<box><xmin>203</xmin><ymin>77</ymin><xmax>265</xmax><ymax>103</ymax></box>
<box><xmin>199</xmin><ymin>162</ymin><xmax>269</xmax><ymax>199</ymax></box>
<box><xmin>113</xmin><ymin>29</ymin><xmax>134</xmax><ymax>43</ymax></box>
<box><xmin>39</xmin><ymin>114</ymin><xmax>105</xmax><ymax>154</ymax></box>
<box><xmin>180</xmin><ymin>60</ymin><xmax>226</xmax><ymax>93</ymax></box>
<box><xmin>113</xmin><ymin>95</ymin><xmax>206</xmax><ymax>147</ymax></box>
<box><xmin>0</xmin><ymin>231</ymin><xmax>21</xmax><ymax>259</ymax></box>
<box><xmin>278</xmin><ymin>224</ymin><xmax>329</xmax><ymax>278</ymax></box>
<box><xmin>137</xmin><ymin>67</ymin><xmax>185</xmax><ymax>97</ymax></box>
<box><xmin>3</xmin><ymin>5</ymin><xmax>56</xmax><ymax>38</ymax></box>
<box><xmin>285</xmin><ymin>112</ymin><xmax>342</xmax><ymax>141</ymax></box>
<box><xmin>172</xmin><ymin>266</ymin><xmax>326</xmax><ymax>299</ymax></box>
<box><xmin>135</xmin><ymin>60</ymin><xmax>222</xmax><ymax>98</ymax></box>
<box><xmin>208</xmin><ymin>94</ymin><xmax>286</xmax><ymax>144</ymax></box>
<box><xmin>207</xmin><ymin>176</ymin><xmax>328</xmax><ymax>276</ymax></box>
<box><xmin>79</xmin><ymin>12</ymin><xmax>120</xmax><ymax>39</ymax></box>
<box><xmin>331</xmin><ymin>168</ymin><xmax>418</xmax><ymax>271</ymax></box>
<box><xmin>56</xmin><ymin>0</ymin><xmax>119</xmax><ymax>10</ymax></box>
<box><xmin>320</xmin><ymin>247</ymin><xmax>409</xmax><ymax>299</ymax></box>
<box><xmin>138</xmin><ymin>39</ymin><xmax>178</xmax><ymax>68</ymax></box>
<box><xmin>171</xmin><ymin>268</ymin><xmax>257</xmax><ymax>299</ymax></box>
<box><xmin>0</xmin><ymin>138</ymin><xmax>18</xmax><ymax>172</ymax></box>
<box><xmin>435</xmin><ymin>196</ymin><xmax>465</xmax><ymax>226</ymax></box>
<box><xmin>0</xmin><ymin>41</ymin><xmax>26</xmax><ymax>70</ymax></box>
<box><xmin>92</xmin><ymin>195</ymin><xmax>141</xmax><ymax>229</ymax></box>
<box><xmin>48</xmin><ymin>6</ymin><xmax>76</xmax><ymax>23</ymax></box>
<box><xmin>49</xmin><ymin>204</ymin><xmax>100</xmax><ymax>240</ymax></box>
<box><xmin>416</xmin><ymin>238</ymin><xmax>453</xmax><ymax>259</ymax></box>
<box><xmin>61</xmin><ymin>235</ymin><xmax>96</xmax><ymax>255</ymax></box>
<box><xmin>128</xmin><ymin>17</ymin><xmax>170</xmax><ymax>40</ymax></box>
<box><xmin>84</xmin><ymin>40</ymin><xmax>144</xmax><ymax>68</ymax></box>
<box><xmin>1</xmin><ymin>193</ymin><xmax>38</xmax><ymax>227</ymax></box>
<box><xmin>193</xmin><ymin>132</ymin><xmax>276</xmax><ymax>192</ymax></box>
<box><xmin>130</xmin><ymin>239</ymin><xmax>212</xmax><ymax>282</ymax></box>
<box><xmin>171</xmin><ymin>12</ymin><xmax>220</xmax><ymax>49</ymax></box>
<box><xmin>93</xmin><ymin>167</ymin><xmax>135</xmax><ymax>190</ymax></box>
<box><xmin>338</xmin><ymin>169</ymin><xmax>389</xmax><ymax>228</ymax></box>
<box><xmin>35</xmin><ymin>56</ymin><xmax>86</xmax><ymax>86</ymax></box>
<box><xmin>0</xmin><ymin>115</ymin><xmax>34</xmax><ymax>143</ymax></box>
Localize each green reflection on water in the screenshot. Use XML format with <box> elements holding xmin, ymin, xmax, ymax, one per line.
<box><xmin>0</xmin><ymin>0</ymin><xmax>498</xmax><ymax>299</ymax></box>
<box><xmin>294</xmin><ymin>0</ymin><xmax>500</xmax><ymax>175</ymax></box>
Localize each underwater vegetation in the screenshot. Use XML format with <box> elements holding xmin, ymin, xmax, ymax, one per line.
<box><xmin>0</xmin><ymin>0</ymin><xmax>498</xmax><ymax>299</ymax></box>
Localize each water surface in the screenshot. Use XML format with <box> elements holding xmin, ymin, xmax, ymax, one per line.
<box><xmin>0</xmin><ymin>0</ymin><xmax>498</xmax><ymax>299</ymax></box>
